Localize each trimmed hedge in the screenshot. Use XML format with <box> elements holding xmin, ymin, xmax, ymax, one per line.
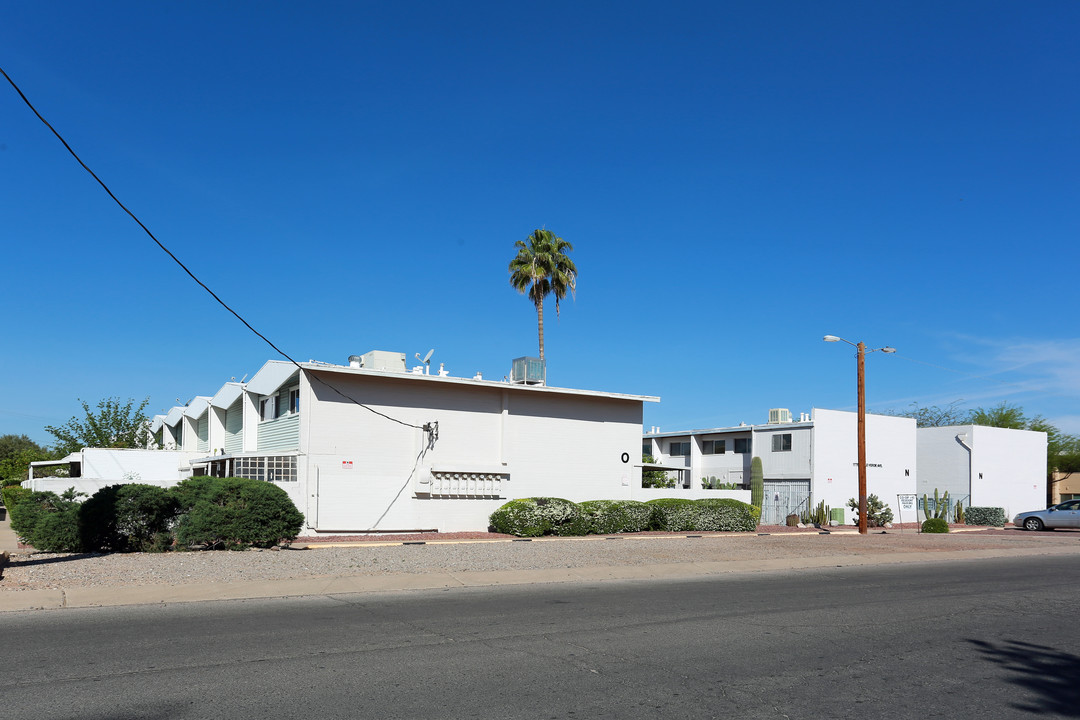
<box><xmin>647</xmin><ymin>498</ymin><xmax>759</xmax><ymax>532</ymax></box>
<box><xmin>578</xmin><ymin>500</ymin><xmax>652</xmax><ymax>534</ymax></box>
<box><xmin>964</xmin><ymin>506</ymin><xmax>1006</xmax><ymax>527</ymax></box>
<box><xmin>490</xmin><ymin>497</ymin><xmax>760</xmax><ymax>537</ymax></box>
<box><xmin>8</xmin><ymin>490</ymin><xmax>83</xmax><ymax>552</ymax></box>
<box><xmin>8</xmin><ymin>477</ymin><xmax>302</xmax><ymax>553</ymax></box>
<box><xmin>2</xmin><ymin>485</ymin><xmax>32</xmax><ymax>512</ymax></box>
<box><xmin>921</xmin><ymin>517</ymin><xmax>949</xmax><ymax>533</ymax></box>
<box><xmin>80</xmin><ymin>484</ymin><xmax>179</xmax><ymax>552</ymax></box>
<box><xmin>488</xmin><ymin>497</ymin><xmax>588</xmax><ymax>537</ymax></box>
<box><xmin>173</xmin><ymin>476</ymin><xmax>304</xmax><ymax>550</ymax></box>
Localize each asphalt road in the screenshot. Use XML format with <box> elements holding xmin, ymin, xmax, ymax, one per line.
<box><xmin>3</xmin><ymin>555</ymin><xmax>1079</xmax><ymax>719</ymax></box>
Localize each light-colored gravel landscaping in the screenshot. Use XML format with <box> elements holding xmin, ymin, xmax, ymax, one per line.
<box><xmin>3</xmin><ymin>528</ymin><xmax>1078</xmax><ymax>593</ymax></box>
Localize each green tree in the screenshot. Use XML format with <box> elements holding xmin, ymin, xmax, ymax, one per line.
<box><xmin>508</xmin><ymin>228</ymin><xmax>577</xmax><ymax>362</ymax></box>
<box><xmin>45</xmin><ymin>397</ymin><xmax>152</xmax><ymax>457</ymax></box>
<box><xmin>0</xmin><ymin>434</ymin><xmax>52</xmax><ymax>487</ymax></box>
<box><xmin>969</xmin><ymin>401</ymin><xmax>1028</xmax><ymax>429</ymax></box>
<box><xmin>641</xmin><ymin>454</ymin><xmax>674</xmax><ymax>488</ymax></box>
<box><xmin>969</xmin><ymin>402</ymin><xmax>1080</xmax><ymax>503</ymax></box>
<box><xmin>886</xmin><ymin>400</ymin><xmax>968</xmax><ymax>428</ymax></box>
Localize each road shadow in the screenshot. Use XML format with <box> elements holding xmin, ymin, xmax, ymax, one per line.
<box><xmin>968</xmin><ymin>638</ymin><xmax>1080</xmax><ymax>716</ymax></box>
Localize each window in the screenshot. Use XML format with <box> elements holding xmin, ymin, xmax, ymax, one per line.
<box><xmin>260</xmin><ymin>396</ymin><xmax>277</xmax><ymax>421</ymax></box>
<box><xmin>733</xmin><ymin>438</ymin><xmax>750</xmax><ymax>454</ymax></box>
<box><xmin>289</xmin><ymin>388</ymin><xmax>300</xmax><ymax>414</ymax></box>
<box><xmin>702</xmin><ymin>439</ymin><xmax>726</xmax><ymax>455</ymax></box>
<box><xmin>669</xmin><ymin>441</ymin><xmax>691</xmax><ymax>456</ymax></box>
<box><xmin>642</xmin><ymin>442</ymin><xmax>652</xmax><ymax>457</ymax></box>
<box><xmin>772</xmin><ymin>433</ymin><xmax>792</xmax><ymax>452</ymax></box>
<box><xmin>233</xmin><ymin>455</ymin><xmax>297</xmax><ymax>482</ymax></box>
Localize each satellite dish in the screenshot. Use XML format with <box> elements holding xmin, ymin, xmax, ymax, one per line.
<box><xmin>422</xmin><ymin>349</ymin><xmax>434</xmax><ymax>364</ymax></box>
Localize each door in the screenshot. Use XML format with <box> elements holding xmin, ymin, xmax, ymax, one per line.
<box><xmin>761</xmin><ymin>479</ymin><xmax>811</xmax><ymax>525</ymax></box>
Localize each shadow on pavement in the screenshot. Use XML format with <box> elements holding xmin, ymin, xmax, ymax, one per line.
<box><xmin>6</xmin><ymin>553</ymin><xmax>105</xmax><ymax>568</ymax></box>
<box><xmin>968</xmin><ymin>638</ymin><xmax>1080</xmax><ymax>716</ymax></box>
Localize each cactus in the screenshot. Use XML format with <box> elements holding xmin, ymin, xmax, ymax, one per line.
<box><xmin>954</xmin><ymin>500</ymin><xmax>965</xmax><ymax>524</ymax></box>
<box><xmin>803</xmin><ymin>499</ymin><xmax>830</xmax><ymax>526</ymax></box>
<box><xmin>750</xmin><ymin>456</ymin><xmax>764</xmax><ymax>508</ymax></box>
<box><xmin>922</xmin><ymin>489</ymin><xmax>951</xmax><ymax>522</ymax></box>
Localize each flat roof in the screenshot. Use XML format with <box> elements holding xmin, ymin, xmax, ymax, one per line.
<box><xmin>300</xmin><ymin>362</ymin><xmax>659</xmax><ymax>404</ymax></box>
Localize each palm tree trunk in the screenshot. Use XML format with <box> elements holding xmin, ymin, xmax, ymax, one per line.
<box><xmin>536</xmin><ymin>299</ymin><xmax>545</xmax><ymax>361</ymax></box>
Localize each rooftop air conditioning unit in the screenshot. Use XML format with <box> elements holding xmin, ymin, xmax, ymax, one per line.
<box><xmin>511</xmin><ymin>357</ymin><xmax>546</xmax><ymax>386</ymax></box>
<box><xmin>768</xmin><ymin>408</ymin><xmax>792</xmax><ymax>425</ymax></box>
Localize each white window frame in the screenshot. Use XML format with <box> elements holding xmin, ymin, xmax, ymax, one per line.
<box><xmin>289</xmin><ymin>388</ymin><xmax>300</xmax><ymax>414</ymax></box>
<box><xmin>260</xmin><ymin>396</ymin><xmax>277</xmax><ymax>421</ymax></box>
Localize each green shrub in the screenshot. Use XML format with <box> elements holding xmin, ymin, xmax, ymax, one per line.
<box><xmin>79</xmin><ymin>484</ymin><xmax>180</xmax><ymax>552</ymax></box>
<box><xmin>2</xmin><ymin>485</ymin><xmax>32</xmax><ymax>512</ymax></box>
<box><xmin>488</xmin><ymin>497</ymin><xmax>588</xmax><ymax>537</ymax></box>
<box><xmin>8</xmin><ymin>489</ymin><xmax>84</xmax><ymax>552</ymax></box>
<box><xmin>695</xmin><ymin>498</ymin><xmax>760</xmax><ymax>531</ymax></box>
<box><xmin>964</xmin><ymin>506</ymin><xmax>1006</xmax><ymax>527</ymax></box>
<box><xmin>173</xmin><ymin>476</ymin><xmax>303</xmax><ymax>549</ymax></box>
<box><xmin>578</xmin><ymin>500</ymin><xmax>652</xmax><ymax>534</ymax></box>
<box><xmin>846</xmin><ymin>494</ymin><xmax>894</xmax><ymax>527</ymax></box>
<box><xmin>646</xmin><ymin>498</ymin><xmax>697</xmax><ymax>531</ymax></box>
<box><xmin>921</xmin><ymin>517</ymin><xmax>949</xmax><ymax>533</ymax></box>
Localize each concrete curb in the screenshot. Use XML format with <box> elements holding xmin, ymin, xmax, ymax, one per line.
<box><xmin>3</xmin><ymin>542</ymin><xmax>1078</xmax><ymax>614</ymax></box>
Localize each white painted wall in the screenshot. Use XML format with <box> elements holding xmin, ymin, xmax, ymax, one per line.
<box><xmin>811</xmin><ymin>409</ymin><xmax>917</xmax><ymax>524</ymax></box>
<box><xmin>23</xmin><ymin>449</ymin><xmax>202</xmax><ymax>494</ymax></box>
<box><xmin>301</xmin><ymin>370</ymin><xmax>650</xmax><ymax>532</ymax></box>
<box><xmin>918</xmin><ymin>425</ymin><xmax>1046</xmax><ymax>518</ymax></box>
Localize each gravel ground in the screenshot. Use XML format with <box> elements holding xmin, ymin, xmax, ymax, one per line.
<box><xmin>3</xmin><ymin>526</ymin><xmax>1078</xmax><ymax>593</ymax></box>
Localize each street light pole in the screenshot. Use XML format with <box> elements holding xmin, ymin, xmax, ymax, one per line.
<box><xmin>824</xmin><ymin>335</ymin><xmax>895</xmax><ymax>536</ymax></box>
<box><xmin>856</xmin><ymin>341</ymin><xmax>867</xmax><ymax>535</ymax></box>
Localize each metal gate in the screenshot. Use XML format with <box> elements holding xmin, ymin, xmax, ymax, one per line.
<box><xmin>761</xmin><ymin>479</ymin><xmax>811</xmax><ymax>525</ymax></box>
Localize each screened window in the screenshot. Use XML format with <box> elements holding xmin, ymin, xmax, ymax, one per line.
<box><xmin>669</xmin><ymin>441</ymin><xmax>691</xmax><ymax>457</ymax></box>
<box><xmin>772</xmin><ymin>433</ymin><xmax>792</xmax><ymax>452</ymax></box>
<box><xmin>733</xmin><ymin>438</ymin><xmax>751</xmax><ymax>454</ymax></box>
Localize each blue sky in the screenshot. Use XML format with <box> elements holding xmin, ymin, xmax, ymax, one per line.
<box><xmin>2</xmin><ymin>1</ymin><xmax>1078</xmax><ymax>446</ymax></box>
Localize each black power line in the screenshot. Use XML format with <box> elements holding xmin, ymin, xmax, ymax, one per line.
<box><xmin>2</xmin><ymin>65</ymin><xmax>424</xmax><ymax>431</ymax></box>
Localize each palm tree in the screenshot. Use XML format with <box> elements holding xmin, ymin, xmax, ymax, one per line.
<box><xmin>508</xmin><ymin>228</ymin><xmax>577</xmax><ymax>362</ymax></box>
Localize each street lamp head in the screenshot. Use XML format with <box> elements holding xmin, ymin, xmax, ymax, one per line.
<box><xmin>823</xmin><ymin>335</ymin><xmax>841</xmax><ymax>342</ymax></box>
<box><xmin>881</xmin><ymin>347</ymin><xmax>897</xmax><ymax>354</ymax></box>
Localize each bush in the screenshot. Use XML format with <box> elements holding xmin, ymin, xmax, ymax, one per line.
<box><xmin>646</xmin><ymin>498</ymin><xmax>759</xmax><ymax>532</ymax></box>
<box><xmin>695</xmin><ymin>498</ymin><xmax>760</xmax><ymax>531</ymax></box>
<box><xmin>646</xmin><ymin>498</ymin><xmax>697</xmax><ymax>531</ymax></box>
<box><xmin>578</xmin><ymin>500</ymin><xmax>652</xmax><ymax>534</ymax></box>
<box><xmin>965</xmin><ymin>506</ymin><xmax>1006</xmax><ymax>527</ymax></box>
<box><xmin>846</xmin><ymin>494</ymin><xmax>894</xmax><ymax>527</ymax></box>
<box><xmin>2</xmin><ymin>485</ymin><xmax>32</xmax><ymax>512</ymax></box>
<box><xmin>8</xmin><ymin>489</ymin><xmax>83</xmax><ymax>552</ymax></box>
<box><xmin>921</xmin><ymin>518</ymin><xmax>949</xmax><ymax>533</ymax></box>
<box><xmin>173</xmin><ymin>476</ymin><xmax>304</xmax><ymax>549</ymax></box>
<box><xmin>80</xmin><ymin>484</ymin><xmax>180</xmax><ymax>552</ymax></box>
<box><xmin>488</xmin><ymin>497</ymin><xmax>589</xmax><ymax>537</ymax></box>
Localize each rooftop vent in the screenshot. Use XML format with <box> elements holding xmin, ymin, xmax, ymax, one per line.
<box><xmin>768</xmin><ymin>408</ymin><xmax>793</xmax><ymax>425</ymax></box>
<box><xmin>511</xmin><ymin>356</ymin><xmax>546</xmax><ymax>386</ymax></box>
<box><xmin>348</xmin><ymin>351</ymin><xmax>407</xmax><ymax>372</ymax></box>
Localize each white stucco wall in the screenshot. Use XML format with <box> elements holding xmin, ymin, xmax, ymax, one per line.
<box><xmin>300</xmin><ymin>369</ymin><xmax>652</xmax><ymax>532</ymax></box>
<box><xmin>23</xmin><ymin>448</ymin><xmax>202</xmax><ymax>494</ymax></box>
<box><xmin>917</xmin><ymin>425</ymin><xmax>1045</xmax><ymax>519</ymax></box>
<box><xmin>811</xmin><ymin>409</ymin><xmax>917</xmax><ymax>524</ymax></box>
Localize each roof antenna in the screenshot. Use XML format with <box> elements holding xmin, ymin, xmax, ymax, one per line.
<box><xmin>415</xmin><ymin>349</ymin><xmax>434</xmax><ymax>374</ymax></box>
